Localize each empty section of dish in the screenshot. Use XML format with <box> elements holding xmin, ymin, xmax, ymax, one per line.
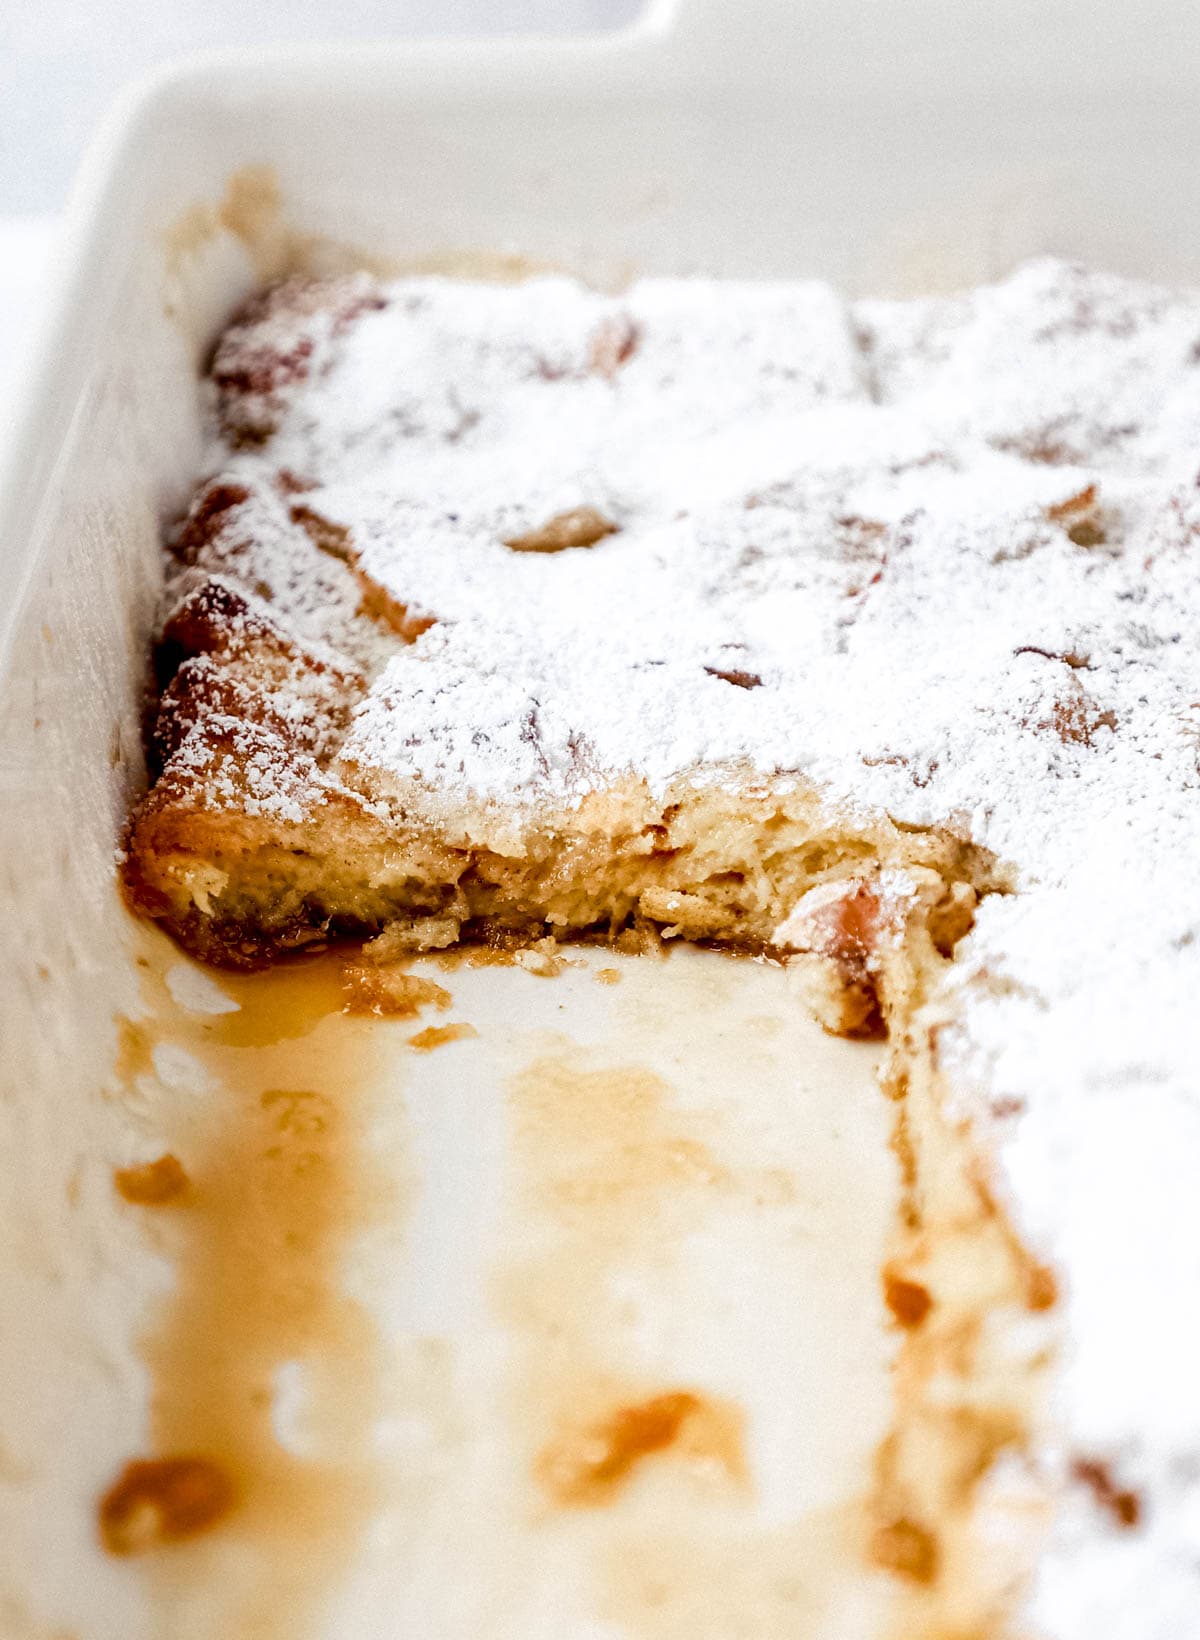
<box><xmin>94</xmin><ymin>934</ymin><xmax>902</xmax><ymax>1640</ymax></box>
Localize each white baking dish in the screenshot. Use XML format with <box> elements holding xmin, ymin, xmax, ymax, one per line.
<box><xmin>4</xmin><ymin>2</ymin><xmax>1200</xmax><ymax>1634</ymax></box>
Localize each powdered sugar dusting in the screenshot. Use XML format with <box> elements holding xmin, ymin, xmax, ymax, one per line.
<box><xmin>165</xmin><ymin>258</ymin><xmax>1200</xmax><ymax>1634</ymax></box>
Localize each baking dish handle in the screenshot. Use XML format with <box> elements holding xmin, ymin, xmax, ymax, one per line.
<box><xmin>638</xmin><ymin>0</ymin><xmax>807</xmax><ymax>72</ymax></box>
<box><xmin>644</xmin><ymin>0</ymin><xmax>1200</xmax><ymax>91</ymax></box>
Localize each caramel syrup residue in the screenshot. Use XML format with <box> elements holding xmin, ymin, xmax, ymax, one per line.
<box><xmin>510</xmin><ymin>1054</ymin><xmax>731</xmax><ymax>1221</ymax></box>
<box><xmin>538</xmin><ymin>1389</ymin><xmax>746</xmax><ymax>1507</ymax></box>
<box><xmin>1072</xmin><ymin>1457</ymin><xmax>1141</xmax><ymax>1528</ymax></box>
<box><xmin>100</xmin><ymin>1457</ymin><xmax>234</xmax><ymax>1554</ymax></box>
<box><xmin>496</xmin><ymin>977</ymin><xmax>908</xmax><ymax>1636</ymax></box>
<box><xmin>882</xmin><ymin>1268</ymin><xmax>933</xmax><ymax>1329</ymax></box>
<box><xmin>871</xmin><ymin>1515</ymin><xmax>939</xmax><ymax>1585</ymax></box>
<box><xmin>500</xmin><ymin>1049</ymin><xmax>744</xmax><ymax>1522</ymax></box>
<box><xmin>164</xmin><ymin>166</ymin><xmax>291</xmax><ymax>287</ymax></box>
<box><xmin>114</xmin><ymin>1154</ymin><xmax>189</xmax><ymax>1206</ymax></box>
<box><xmin>114</xmin><ymin>1016</ymin><xmax>156</xmax><ymax>1083</ymax></box>
<box><xmin>408</xmin><ymin>1023</ymin><xmax>478</xmax><ymax>1052</ymax></box>
<box><xmin>102</xmin><ymin>933</ymin><xmax>403</xmax><ymax>1637</ymax></box>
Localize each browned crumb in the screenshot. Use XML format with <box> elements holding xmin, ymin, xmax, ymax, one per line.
<box><xmin>1072</xmin><ymin>1458</ymin><xmax>1141</xmax><ymax>1528</ymax></box>
<box><xmin>997</xmin><ymin>429</ymin><xmax>1081</xmax><ymax>466</ymax></box>
<box><xmin>1052</xmin><ymin>694</ymin><xmax>1118</xmax><ymax>747</ymax></box>
<box><xmin>408</xmin><ymin>1023</ymin><xmax>478</xmax><ymax>1052</ymax></box>
<box><xmin>99</xmin><ymin>1457</ymin><xmax>235</xmax><ymax>1554</ymax></box>
<box><xmin>505</xmin><ymin>507</ymin><xmax>618</xmax><ymax>554</ymax></box>
<box><xmin>835</xmin><ymin>512</ymin><xmax>889</xmax><ymax>546</ymax></box>
<box><xmin>595</xmin><ymin>967</ymin><xmax>621</xmax><ymax>986</ymax></box>
<box><xmin>341</xmin><ymin>965</ymin><xmax>451</xmax><ymax>1018</ymax></box>
<box><xmin>1013</xmin><ymin>644</ymin><xmax>1092</xmax><ymax>671</ymax></box>
<box><xmin>433</xmin><ymin>929</ymin><xmax>572</xmax><ymax>972</ymax></box>
<box><xmin>513</xmin><ymin>941</ymin><xmax>567</xmax><ymax>978</ymax></box>
<box><xmin>871</xmin><ymin>1515</ymin><xmax>939</xmax><ymax>1584</ymax></box>
<box><xmin>1024</xmin><ymin>672</ymin><xmax>1118</xmax><ymax>749</ymax></box>
<box><xmin>704</xmin><ymin>666</ymin><xmax>763</xmax><ymax>690</ymax></box>
<box><xmin>362</xmin><ymin>918</ymin><xmax>462</xmax><ymax>959</ymax></box>
<box><xmin>989</xmin><ymin>1095</ymin><xmax>1027</xmax><ymax>1119</ymax></box>
<box><xmin>114</xmin><ymin>1154</ymin><xmax>189</xmax><ymax>1206</ymax></box>
<box><xmin>434</xmin><ymin>945</ymin><xmax>519</xmax><ymax>971</ymax></box>
<box><xmin>613</xmin><ymin>922</ymin><xmax>666</xmax><ymax>957</ymax></box>
<box><xmin>883</xmin><ymin>1269</ymin><xmax>933</xmax><ymax>1329</ymax></box>
<box><xmin>1047</xmin><ymin>483</ymin><xmax>1105</xmax><ymax>547</ymax></box>
<box><xmin>588</xmin><ymin>312</ymin><xmax>640</xmax><ymax>378</ymax></box>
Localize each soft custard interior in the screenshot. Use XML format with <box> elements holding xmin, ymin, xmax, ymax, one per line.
<box><xmin>123</xmin><ymin>774</ymin><xmax>1054</xmax><ymax>1637</ymax></box>
<box><xmin>123</xmin><ymin>777</ymin><xmax>997</xmax><ymax>971</ymax></box>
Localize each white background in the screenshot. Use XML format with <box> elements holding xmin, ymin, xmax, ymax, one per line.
<box><xmin>0</xmin><ymin>0</ymin><xmax>640</xmax><ymax>412</ymax></box>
